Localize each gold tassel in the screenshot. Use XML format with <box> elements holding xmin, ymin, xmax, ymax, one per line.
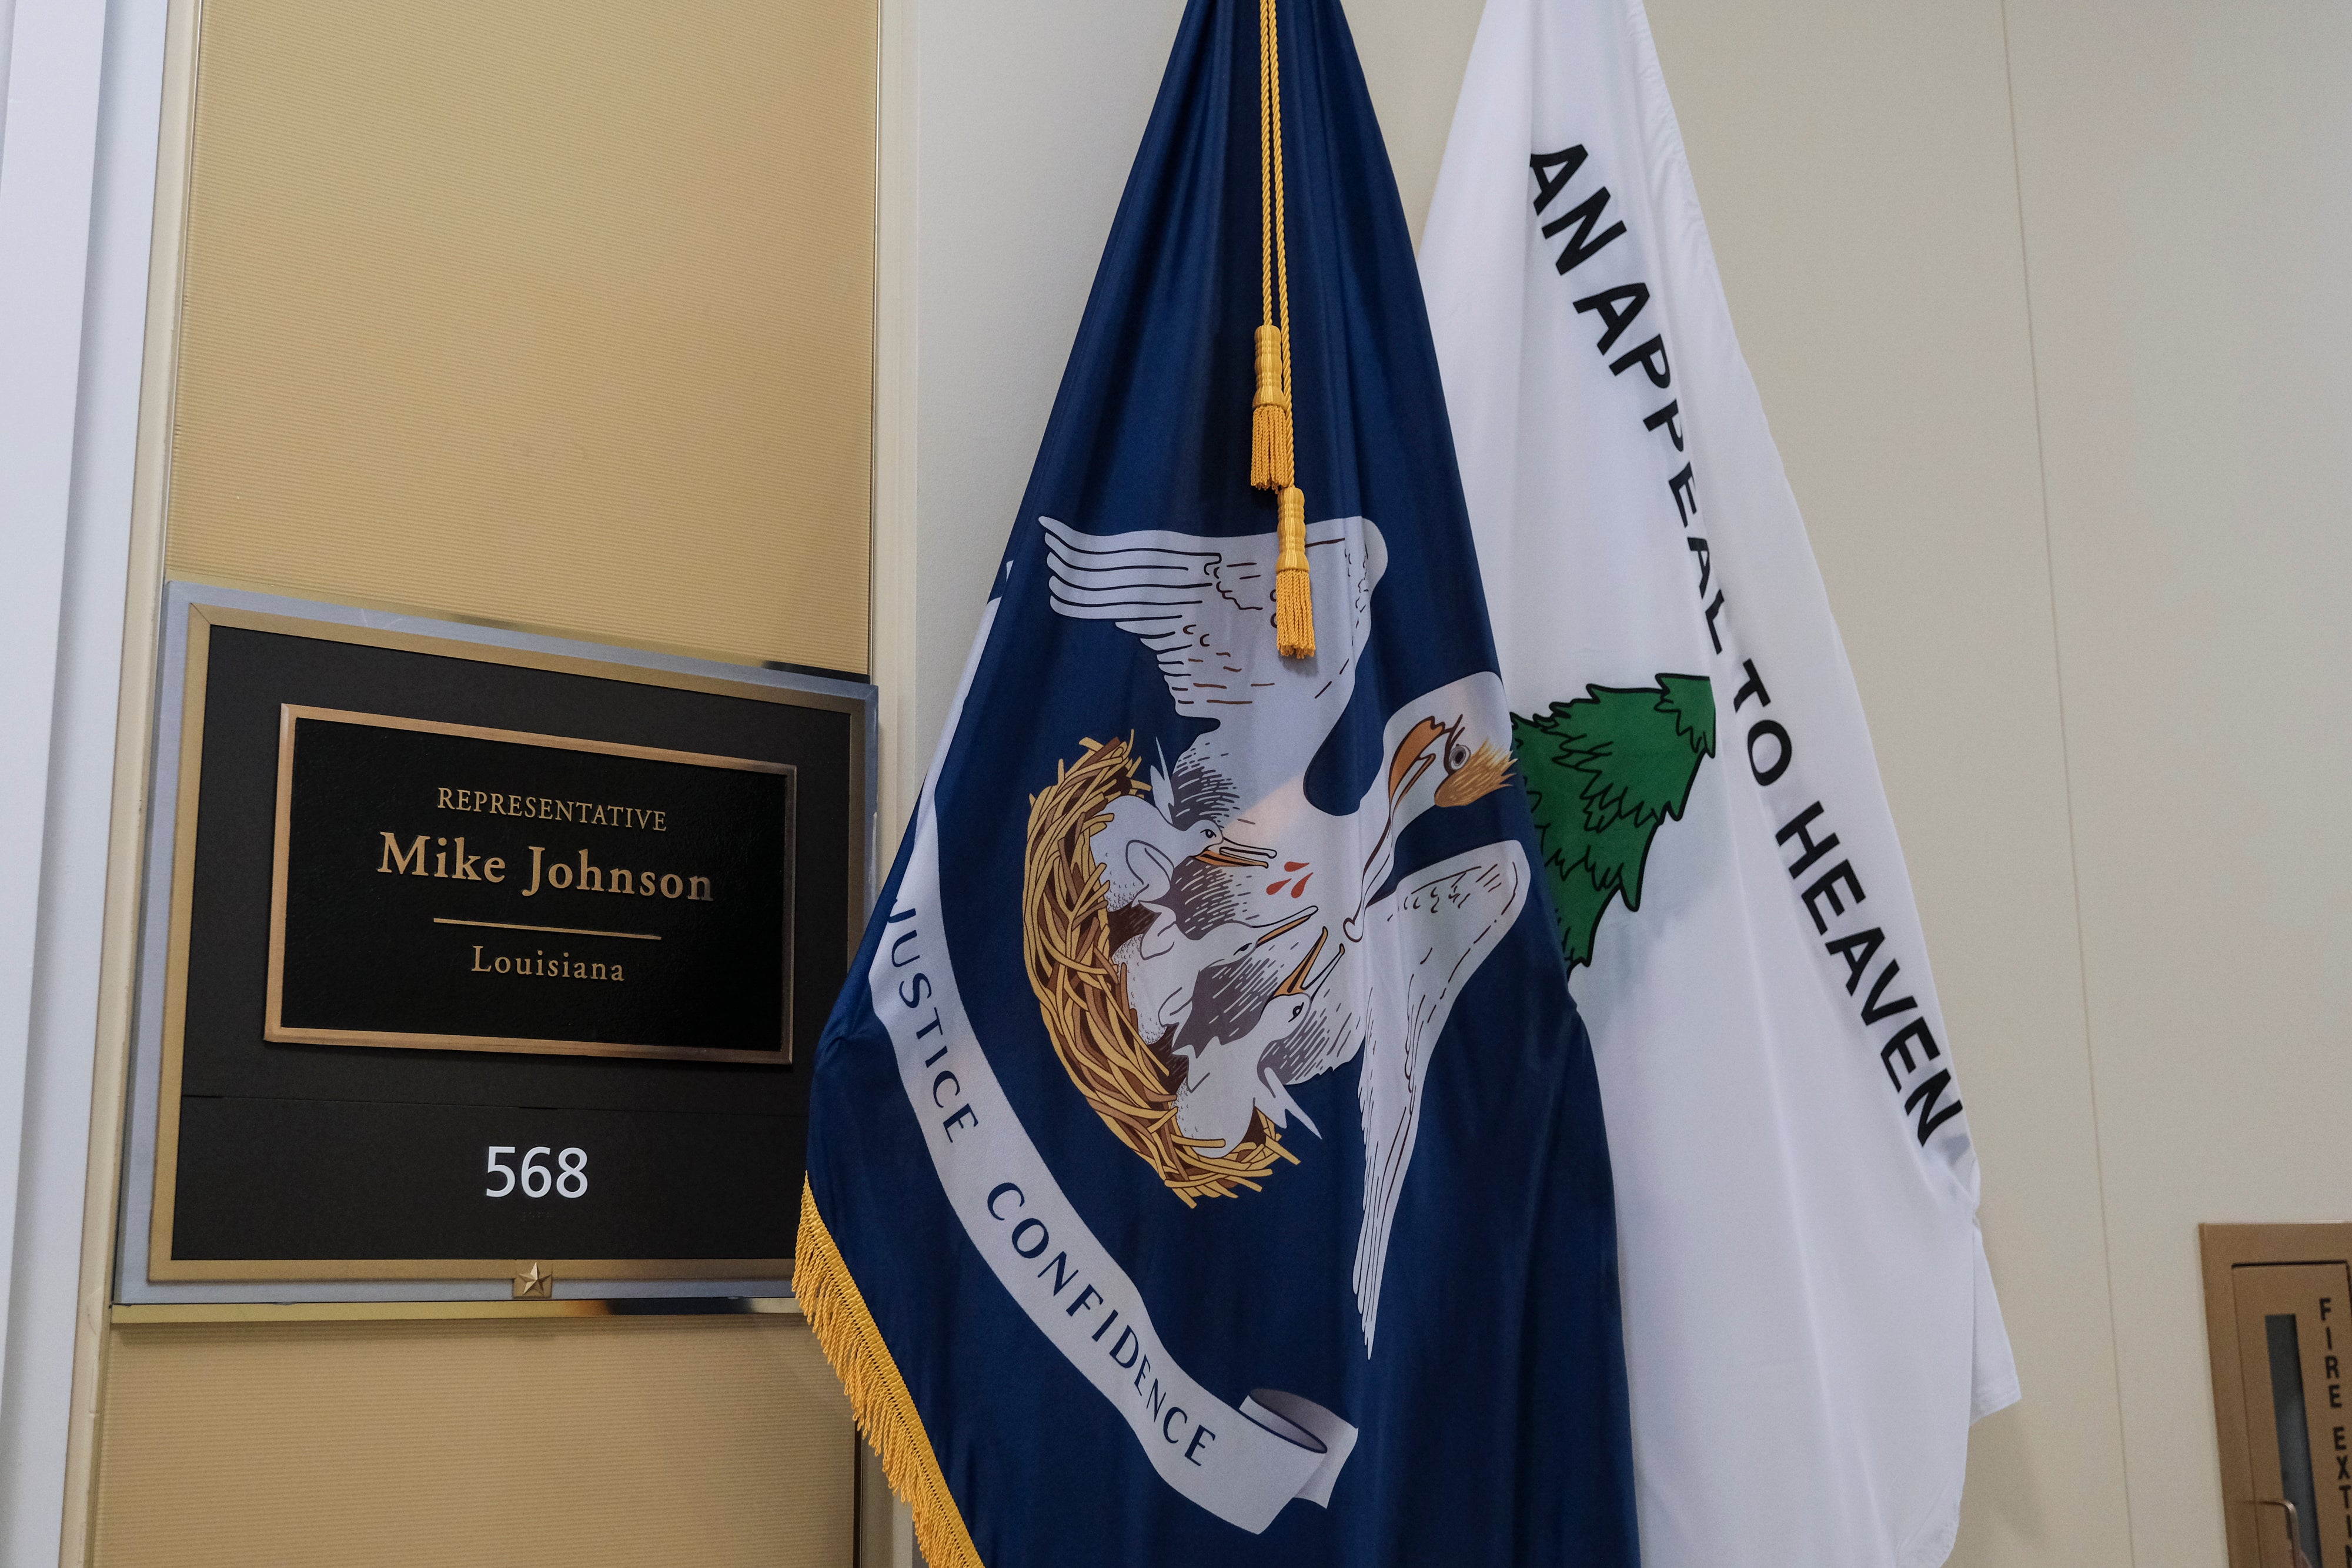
<box><xmin>1275</xmin><ymin>485</ymin><xmax>1315</xmax><ymax>657</ymax></box>
<box><xmin>1251</xmin><ymin>325</ymin><xmax>1293</xmax><ymax>490</ymax></box>
<box><xmin>796</xmin><ymin>1183</ymin><xmax>987</xmax><ymax>1568</ymax></box>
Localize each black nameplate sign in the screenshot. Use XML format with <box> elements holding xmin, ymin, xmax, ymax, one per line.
<box><xmin>139</xmin><ymin>595</ymin><xmax>869</xmax><ymax>1285</ymax></box>
<box><xmin>268</xmin><ymin>708</ymin><xmax>796</xmax><ymax>1064</ymax></box>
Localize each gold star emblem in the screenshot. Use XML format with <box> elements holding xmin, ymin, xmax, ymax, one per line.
<box><xmin>512</xmin><ymin>1262</ymin><xmax>552</xmax><ymax>1299</ymax></box>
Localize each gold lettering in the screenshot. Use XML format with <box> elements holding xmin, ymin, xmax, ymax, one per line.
<box><xmin>591</xmin><ymin>962</ymin><xmax>607</xmax><ymax>980</ymax></box>
<box><xmin>577</xmin><ymin>851</ymin><xmax>603</xmax><ymax>892</ymax></box>
<box><xmin>611</xmin><ymin>964</ymin><xmax>624</xmax><ymax>982</ymax></box>
<box><xmin>379</xmin><ymin>833</ymin><xmax>429</xmax><ymax>875</ymax></box>
<box><xmin>688</xmin><ymin>875</ymin><xmax>713</xmax><ymax>902</ymax></box>
<box><xmin>435</xmin><ymin>790</ymin><xmax>676</xmax><ymax>835</ymax></box>
<box><xmin>610</xmin><ymin>868</ymin><xmax>634</xmax><ymax>895</ymax></box>
<box><xmin>433</xmin><ymin>839</ymin><xmax>449</xmax><ymax>878</ymax></box>
<box><xmin>452</xmin><ymin>837</ymin><xmax>483</xmax><ymax>881</ymax></box>
<box><xmin>471</xmin><ymin>945</ymin><xmax>489</xmax><ymax>972</ymax></box>
<box><xmin>549</xmin><ymin>861</ymin><xmax>573</xmax><ymax>890</ymax></box>
<box><xmin>484</xmin><ymin>857</ymin><xmax>505</xmax><ymax>883</ymax></box>
<box><xmin>660</xmin><ymin>873</ymin><xmax>682</xmax><ymax>899</ymax></box>
<box><xmin>639</xmin><ymin>869</ymin><xmax>657</xmax><ymax>897</ymax></box>
<box><xmin>522</xmin><ymin>845</ymin><xmax>544</xmax><ymax>896</ymax></box>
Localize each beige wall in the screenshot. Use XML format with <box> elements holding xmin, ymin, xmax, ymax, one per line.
<box><xmin>164</xmin><ymin>0</ymin><xmax>877</xmax><ymax>675</ymax></box>
<box><xmin>1998</xmin><ymin>8</ymin><xmax>2352</xmax><ymax>1562</ymax></box>
<box><xmin>72</xmin><ymin>0</ymin><xmax>884</xmax><ymax>1557</ymax></box>
<box><xmin>92</xmin><ymin>1316</ymin><xmax>854</xmax><ymax>1568</ymax></box>
<box><xmin>900</xmin><ymin>1</ymin><xmax>2352</xmax><ymax>1563</ymax></box>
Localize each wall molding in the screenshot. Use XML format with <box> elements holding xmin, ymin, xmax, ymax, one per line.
<box><xmin>869</xmin><ymin>0</ymin><xmax>921</xmax><ymax>875</ymax></box>
<box><xmin>0</xmin><ymin>0</ymin><xmax>114</xmax><ymax>1460</ymax></box>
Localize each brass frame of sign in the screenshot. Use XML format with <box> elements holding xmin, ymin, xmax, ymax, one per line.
<box><xmin>146</xmin><ymin>600</ymin><xmax>868</xmax><ymax>1283</ymax></box>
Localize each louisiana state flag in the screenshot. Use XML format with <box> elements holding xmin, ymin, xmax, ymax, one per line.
<box><xmin>795</xmin><ymin>1</ymin><xmax>1639</xmax><ymax>1562</ymax></box>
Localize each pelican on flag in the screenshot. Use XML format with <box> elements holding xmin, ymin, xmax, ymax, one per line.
<box><xmin>793</xmin><ymin>0</ymin><xmax>1641</xmax><ymax>1564</ymax></box>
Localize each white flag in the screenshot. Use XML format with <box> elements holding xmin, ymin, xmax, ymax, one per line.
<box><xmin>1419</xmin><ymin>2</ymin><xmax>2020</xmax><ymax>1566</ymax></box>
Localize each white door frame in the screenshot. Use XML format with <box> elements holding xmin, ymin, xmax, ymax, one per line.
<box><xmin>0</xmin><ymin>0</ymin><xmax>173</xmax><ymax>1558</ymax></box>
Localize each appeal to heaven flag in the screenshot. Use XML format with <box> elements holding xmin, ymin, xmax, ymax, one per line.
<box><xmin>1419</xmin><ymin>1</ymin><xmax>2022</xmax><ymax>1564</ymax></box>
<box><xmin>794</xmin><ymin>1</ymin><xmax>1640</xmax><ymax>1563</ymax></box>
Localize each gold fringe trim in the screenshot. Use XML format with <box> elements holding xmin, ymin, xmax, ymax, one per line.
<box><xmin>796</xmin><ymin>1183</ymin><xmax>985</xmax><ymax>1568</ymax></box>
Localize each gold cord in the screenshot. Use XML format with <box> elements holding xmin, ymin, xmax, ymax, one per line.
<box><xmin>1255</xmin><ymin>0</ymin><xmax>1313</xmax><ymax>656</ymax></box>
<box><xmin>1268</xmin><ymin>0</ymin><xmax>1292</xmax><ymax>419</ymax></box>
<box><xmin>1259</xmin><ymin>0</ymin><xmax>1275</xmax><ymax>343</ymax></box>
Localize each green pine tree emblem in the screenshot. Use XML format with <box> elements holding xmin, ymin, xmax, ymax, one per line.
<box><xmin>1514</xmin><ymin>675</ymin><xmax>1716</xmax><ymax>970</ymax></box>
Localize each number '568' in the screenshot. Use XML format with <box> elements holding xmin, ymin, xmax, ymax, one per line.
<box><xmin>485</xmin><ymin>1146</ymin><xmax>587</xmax><ymax>1198</ymax></box>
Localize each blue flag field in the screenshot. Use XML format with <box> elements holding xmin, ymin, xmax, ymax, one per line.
<box><xmin>794</xmin><ymin>1</ymin><xmax>1641</xmax><ymax>1562</ymax></box>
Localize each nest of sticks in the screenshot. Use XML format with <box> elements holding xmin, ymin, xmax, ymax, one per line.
<box><xmin>1023</xmin><ymin>737</ymin><xmax>1295</xmax><ymax>1206</ymax></box>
